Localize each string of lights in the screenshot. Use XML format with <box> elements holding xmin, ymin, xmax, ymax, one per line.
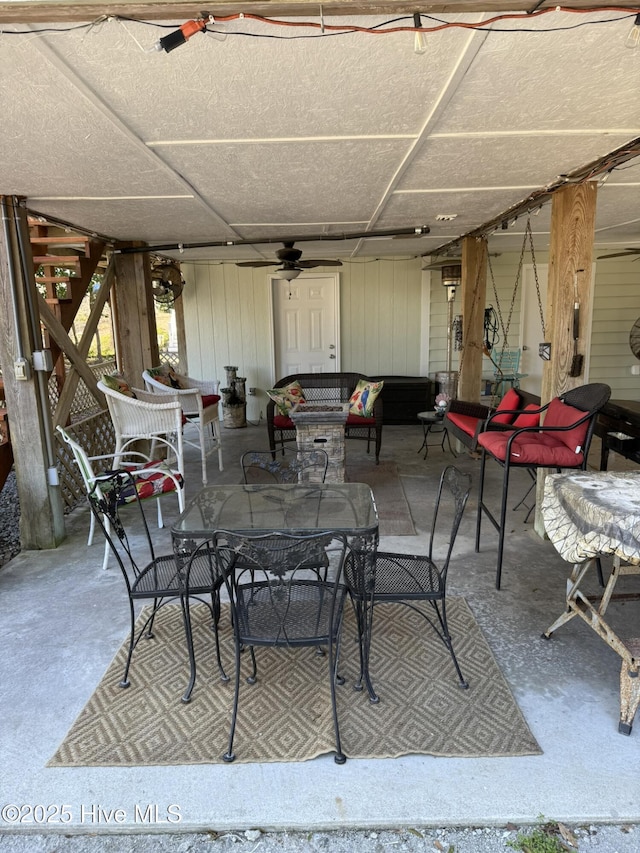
<box><xmin>1</xmin><ymin>7</ymin><xmax>639</xmax><ymax>45</ymax></box>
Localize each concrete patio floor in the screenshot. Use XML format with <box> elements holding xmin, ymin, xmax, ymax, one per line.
<box><xmin>0</xmin><ymin>417</ymin><xmax>638</xmax><ymax>837</ymax></box>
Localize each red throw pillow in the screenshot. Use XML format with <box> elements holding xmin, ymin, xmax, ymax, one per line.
<box><xmin>544</xmin><ymin>397</ymin><xmax>589</xmax><ymax>453</ymax></box>
<box><xmin>492</xmin><ymin>388</ymin><xmax>521</xmax><ymax>424</ymax></box>
<box><xmin>512</xmin><ymin>404</ymin><xmax>540</xmax><ymax>428</ymax></box>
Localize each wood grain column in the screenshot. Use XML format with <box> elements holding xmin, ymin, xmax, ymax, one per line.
<box><xmin>0</xmin><ymin>196</ymin><xmax>65</xmax><ymax>549</ymax></box>
<box><xmin>534</xmin><ymin>181</ymin><xmax>598</xmax><ymax>534</ymax></box>
<box><xmin>458</xmin><ymin>236</ymin><xmax>487</xmax><ymax>402</ymax></box>
<box><xmin>112</xmin><ymin>244</ymin><xmax>159</xmax><ymax>385</ymax></box>
<box><xmin>542</xmin><ymin>181</ymin><xmax>598</xmax><ymax>401</ymax></box>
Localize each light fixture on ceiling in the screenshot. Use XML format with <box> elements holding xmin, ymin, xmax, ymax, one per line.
<box><xmin>626</xmin><ymin>13</ymin><xmax>640</xmax><ymax>48</ymax></box>
<box><xmin>413</xmin><ymin>13</ymin><xmax>427</xmax><ymax>55</ymax></box>
<box><xmin>155</xmin><ymin>18</ymin><xmax>208</xmax><ymax>53</ymax></box>
<box><xmin>275</xmin><ymin>268</ymin><xmax>302</xmax><ymax>281</ymax></box>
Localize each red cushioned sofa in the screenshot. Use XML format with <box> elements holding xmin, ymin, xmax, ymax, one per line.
<box><xmin>266</xmin><ymin>372</ymin><xmax>383</xmax><ymax>463</ymax></box>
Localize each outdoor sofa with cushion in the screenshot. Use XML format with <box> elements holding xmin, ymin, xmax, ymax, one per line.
<box><xmin>266</xmin><ymin>372</ymin><xmax>384</xmax><ymax>463</ymax></box>
<box><xmin>444</xmin><ymin>387</ymin><xmax>541</xmax><ymax>453</ymax></box>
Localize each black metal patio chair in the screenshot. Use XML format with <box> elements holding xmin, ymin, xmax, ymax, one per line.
<box><xmin>204</xmin><ymin>530</ymin><xmax>350</xmax><ymax>764</ymax></box>
<box><xmin>241</xmin><ymin>447</ymin><xmax>329</xmax><ymax>484</ymax></box>
<box><xmin>87</xmin><ymin>469</ymin><xmax>227</xmax><ymax>703</ymax></box>
<box><xmin>345</xmin><ymin>465</ymin><xmax>472</xmax><ymax>703</ymax></box>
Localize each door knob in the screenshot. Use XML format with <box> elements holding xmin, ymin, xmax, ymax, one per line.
<box><xmin>522</xmin><ymin>345</ymin><xmax>529</xmax><ymax>350</ymax></box>
<box><xmin>329</xmin><ymin>344</ymin><xmax>335</xmax><ymax>349</ymax></box>
<box><xmin>329</xmin><ymin>354</ymin><xmax>336</xmax><ymax>359</ymax></box>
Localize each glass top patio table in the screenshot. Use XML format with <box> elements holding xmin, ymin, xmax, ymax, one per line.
<box><xmin>171</xmin><ymin>482</ymin><xmax>379</xmax><ymax>540</ymax></box>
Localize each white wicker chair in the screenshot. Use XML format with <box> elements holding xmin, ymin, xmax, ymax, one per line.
<box><xmin>97</xmin><ymin>380</ymin><xmax>186</xmax><ymax>478</ymax></box>
<box><xmin>142</xmin><ymin>366</ymin><xmax>223</xmax><ymax>483</ymax></box>
<box><xmin>57</xmin><ymin>424</ymin><xmax>185</xmax><ymax>570</ymax></box>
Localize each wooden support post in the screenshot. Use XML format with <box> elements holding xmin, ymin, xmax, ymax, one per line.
<box><xmin>534</xmin><ymin>181</ymin><xmax>598</xmax><ymax>535</ymax></box>
<box><xmin>112</xmin><ymin>244</ymin><xmax>159</xmax><ymax>386</ymax></box>
<box><xmin>458</xmin><ymin>236</ymin><xmax>488</xmax><ymax>402</ymax></box>
<box><xmin>173</xmin><ymin>286</ymin><xmax>188</xmax><ymax>374</ymax></box>
<box><xmin>0</xmin><ymin>196</ymin><xmax>65</xmax><ymax>549</ymax></box>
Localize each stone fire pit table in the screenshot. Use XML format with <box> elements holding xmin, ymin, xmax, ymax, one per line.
<box><xmin>289</xmin><ymin>403</ymin><xmax>349</xmax><ymax>483</ymax></box>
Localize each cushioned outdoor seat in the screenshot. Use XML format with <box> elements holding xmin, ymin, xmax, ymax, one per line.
<box><xmin>444</xmin><ymin>387</ymin><xmax>539</xmax><ymax>453</ymax></box>
<box><xmin>267</xmin><ymin>372</ymin><xmax>383</xmax><ymax>463</ymax></box>
<box><xmin>475</xmin><ymin>383</ymin><xmax>611</xmax><ymax>590</ymax></box>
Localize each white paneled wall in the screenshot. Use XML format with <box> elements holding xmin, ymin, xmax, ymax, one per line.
<box><xmin>591</xmin><ymin>258</ymin><xmax>640</xmax><ymax>399</ymax></box>
<box><xmin>182</xmin><ymin>257</ymin><xmax>425</xmax><ymax>420</ymax></box>
<box><xmin>181</xmin><ymin>250</ymin><xmax>639</xmax><ymax>422</ymax></box>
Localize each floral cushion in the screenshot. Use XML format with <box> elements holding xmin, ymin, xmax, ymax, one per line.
<box><xmin>148</xmin><ymin>365</ymin><xmax>182</xmax><ymax>389</ymax></box>
<box><xmin>103</xmin><ymin>374</ymin><xmax>136</xmax><ymax>398</ymax></box>
<box><xmin>348</xmin><ymin>379</ymin><xmax>384</xmax><ymax>418</ymax></box>
<box><xmin>266</xmin><ymin>381</ymin><xmax>306</xmax><ymax>416</ymax></box>
<box><xmin>119</xmin><ymin>462</ymin><xmax>183</xmax><ymax>502</ymax></box>
<box><xmin>167</xmin><ymin>367</ymin><xmax>183</xmax><ymax>389</ymax></box>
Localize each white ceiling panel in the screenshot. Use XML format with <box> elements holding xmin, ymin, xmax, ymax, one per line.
<box><xmin>0</xmin><ymin>8</ymin><xmax>638</xmax><ymax>260</ymax></box>
<box><xmin>48</xmin><ymin>16</ymin><xmax>474</xmax><ymax>140</ymax></box>
<box><xmin>0</xmin><ymin>41</ymin><xmax>189</xmax><ymax>198</ymax></box>
<box><xmin>397</xmin><ymin>133</ymin><xmax>637</xmax><ymax>191</ymax></box>
<box><xmin>434</xmin><ymin>13</ymin><xmax>640</xmax><ymax>135</ymax></box>
<box><xmin>156</xmin><ymin>139</ymin><xmax>413</xmax><ymax>223</ymax></box>
<box><xmin>378</xmin><ymin>189</ymin><xmax>532</xmax><ymax>231</ymax></box>
<box><xmin>27</xmin><ymin>197</ymin><xmax>237</xmax><ymax>244</ymax></box>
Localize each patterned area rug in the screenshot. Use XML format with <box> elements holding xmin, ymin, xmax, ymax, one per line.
<box><xmin>346</xmin><ymin>460</ymin><xmax>416</xmax><ymax>536</ymax></box>
<box><xmin>49</xmin><ymin>600</ymin><xmax>540</xmax><ymax>766</ymax></box>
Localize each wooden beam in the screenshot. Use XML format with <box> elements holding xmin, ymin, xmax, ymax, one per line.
<box><xmin>542</xmin><ymin>182</ymin><xmax>598</xmax><ymax>401</ymax></box>
<box><xmin>0</xmin><ymin>0</ymin><xmax>635</xmax><ymax>24</ymax></box>
<box><xmin>53</xmin><ymin>258</ymin><xmax>115</xmax><ymax>426</ymax></box>
<box><xmin>534</xmin><ymin>180</ymin><xmax>598</xmax><ymax>535</ymax></box>
<box><xmin>458</xmin><ymin>236</ymin><xmax>487</xmax><ymax>402</ymax></box>
<box><xmin>37</xmin><ymin>293</ymin><xmax>107</xmax><ymax>410</ymax></box>
<box><xmin>0</xmin><ymin>196</ymin><xmax>65</xmax><ymax>549</ymax></box>
<box><xmin>113</xmin><ymin>244</ymin><xmax>159</xmax><ymax>385</ymax></box>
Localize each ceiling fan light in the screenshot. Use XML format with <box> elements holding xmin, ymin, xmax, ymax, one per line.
<box><xmin>275</xmin><ymin>268</ymin><xmax>302</xmax><ymax>281</ymax></box>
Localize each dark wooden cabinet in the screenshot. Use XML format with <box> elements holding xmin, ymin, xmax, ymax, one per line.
<box><xmin>371</xmin><ymin>376</ymin><xmax>434</xmax><ymax>425</ymax></box>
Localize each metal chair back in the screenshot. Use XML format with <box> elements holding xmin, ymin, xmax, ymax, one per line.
<box><xmin>211</xmin><ymin>529</ymin><xmax>349</xmax><ymax>763</ymax></box>
<box><xmin>241</xmin><ymin>447</ymin><xmax>329</xmax><ymax>484</ymax></box>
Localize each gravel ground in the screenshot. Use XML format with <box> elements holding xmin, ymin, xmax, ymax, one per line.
<box><xmin>0</xmin><ymin>471</ymin><xmax>20</xmax><ymax>569</ymax></box>
<box><xmin>0</xmin><ymin>824</ymin><xmax>639</xmax><ymax>852</ymax></box>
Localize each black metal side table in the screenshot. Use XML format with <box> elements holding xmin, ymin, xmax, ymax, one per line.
<box><xmin>417</xmin><ymin>411</ymin><xmax>454</xmax><ymax>459</ymax></box>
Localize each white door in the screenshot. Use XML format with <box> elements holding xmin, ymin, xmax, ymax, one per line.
<box><xmin>271</xmin><ymin>273</ymin><xmax>340</xmax><ymax>378</ymax></box>
<box><xmin>519</xmin><ymin>264</ymin><xmax>548</xmax><ymax>393</ymax></box>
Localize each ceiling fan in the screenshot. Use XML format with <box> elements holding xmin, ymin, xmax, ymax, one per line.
<box><xmin>597</xmin><ymin>248</ymin><xmax>640</xmax><ymax>260</ymax></box>
<box><xmin>235</xmin><ymin>242</ymin><xmax>342</xmax><ymax>280</ymax></box>
<box><xmin>150</xmin><ymin>261</ymin><xmax>184</xmax><ymax>303</ymax></box>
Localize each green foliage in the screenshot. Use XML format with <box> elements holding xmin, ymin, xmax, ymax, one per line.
<box><xmin>507</xmin><ymin>816</ymin><xmax>570</xmax><ymax>853</ymax></box>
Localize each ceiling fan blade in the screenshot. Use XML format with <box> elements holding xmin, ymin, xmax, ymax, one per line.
<box><xmin>297</xmin><ymin>259</ymin><xmax>343</xmax><ymax>268</ymax></box>
<box><xmin>597</xmin><ymin>251</ymin><xmax>640</xmax><ymax>259</ymax></box>
<box><xmin>235</xmin><ymin>260</ymin><xmax>278</xmax><ymax>268</ymax></box>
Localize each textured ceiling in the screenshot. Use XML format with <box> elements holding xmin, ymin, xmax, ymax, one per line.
<box><xmin>1</xmin><ymin>7</ymin><xmax>639</xmax><ymax>263</ymax></box>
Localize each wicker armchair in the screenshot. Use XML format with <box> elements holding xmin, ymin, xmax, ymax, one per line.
<box><xmin>97</xmin><ymin>380</ymin><xmax>186</xmax><ymax>478</ymax></box>
<box><xmin>142</xmin><ymin>367</ymin><xmax>223</xmax><ymax>483</ymax></box>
